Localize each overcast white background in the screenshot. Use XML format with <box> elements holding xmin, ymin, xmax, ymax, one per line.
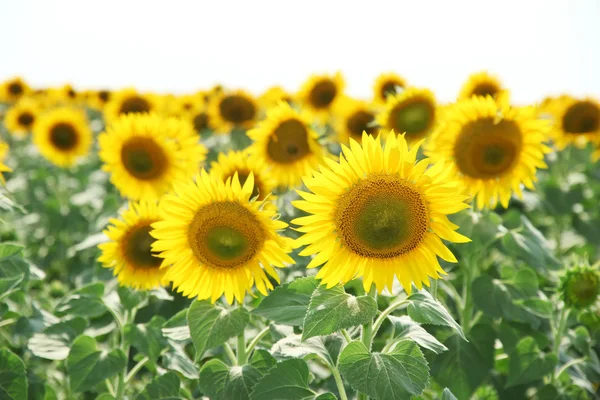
<box><xmin>1</xmin><ymin>0</ymin><xmax>599</xmax><ymax>103</ymax></box>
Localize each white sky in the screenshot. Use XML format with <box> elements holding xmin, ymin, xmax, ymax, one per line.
<box><xmin>2</xmin><ymin>0</ymin><xmax>599</xmax><ymax>103</ymax></box>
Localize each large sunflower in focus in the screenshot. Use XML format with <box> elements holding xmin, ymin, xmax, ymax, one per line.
<box><xmin>0</xmin><ymin>77</ymin><xmax>30</xmax><ymax>103</ymax></box>
<box><xmin>548</xmin><ymin>96</ymin><xmax>600</xmax><ymax>150</ymax></box>
<box><xmin>297</xmin><ymin>72</ymin><xmax>344</xmax><ymax>122</ymax></box>
<box><xmin>151</xmin><ymin>171</ymin><xmax>294</xmax><ymax>304</ymax></box>
<box><xmin>333</xmin><ymin>98</ymin><xmax>378</xmax><ymax>144</ymax></box>
<box><xmin>99</xmin><ymin>202</ymin><xmax>167</xmax><ymax>290</ymax></box>
<box><xmin>373</xmin><ymin>72</ymin><xmax>407</xmax><ymax>104</ymax></box>
<box><xmin>33</xmin><ymin>107</ymin><xmax>93</xmax><ymax>167</ymax></box>
<box><xmin>458</xmin><ymin>71</ymin><xmax>504</xmax><ymax>100</ymax></box>
<box><xmin>3</xmin><ymin>99</ymin><xmax>41</xmax><ymax>137</ymax></box>
<box><xmin>99</xmin><ymin>113</ymin><xmax>206</xmax><ymax>200</ymax></box>
<box><xmin>103</xmin><ymin>89</ymin><xmax>161</xmax><ymax>124</ymax></box>
<box><xmin>376</xmin><ymin>88</ymin><xmax>437</xmax><ymax>143</ymax></box>
<box><xmin>0</xmin><ymin>142</ymin><xmax>12</xmax><ymax>184</ymax></box>
<box><xmin>248</xmin><ymin>102</ymin><xmax>328</xmax><ymax>189</ymax></box>
<box><xmin>293</xmin><ymin>132</ymin><xmax>470</xmax><ymax>294</ymax></box>
<box><xmin>426</xmin><ymin>96</ymin><xmax>551</xmax><ymax>209</ymax></box>
<box><xmin>208</xmin><ymin>90</ymin><xmax>258</xmax><ymax>133</ymax></box>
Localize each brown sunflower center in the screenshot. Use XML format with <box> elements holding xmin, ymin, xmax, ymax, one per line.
<box><xmin>187</xmin><ymin>201</ymin><xmax>265</xmax><ymax>269</ymax></box>
<box><xmin>309</xmin><ymin>80</ymin><xmax>337</xmax><ymax>109</ymax></box>
<box><xmin>267</xmin><ymin>119</ymin><xmax>311</xmax><ymax>164</ymax></box>
<box><xmin>219</xmin><ymin>95</ymin><xmax>256</xmax><ymax>124</ymax></box>
<box><xmin>67</xmin><ymin>88</ymin><xmax>76</xmax><ymax>98</ymax></box>
<box><xmin>8</xmin><ymin>82</ymin><xmax>23</xmax><ymax>96</ymax></box>
<box><xmin>124</xmin><ymin>224</ymin><xmax>162</xmax><ymax>269</ymax></box>
<box><xmin>390</xmin><ymin>100</ymin><xmax>435</xmax><ymax>138</ymax></box>
<box><xmin>50</xmin><ymin>123</ymin><xmax>79</xmax><ymax>150</ymax></box>
<box><xmin>335</xmin><ymin>175</ymin><xmax>429</xmax><ymax>258</ymax></box>
<box><xmin>17</xmin><ymin>112</ymin><xmax>34</xmax><ymax>128</ymax></box>
<box><xmin>381</xmin><ymin>81</ymin><xmax>402</xmax><ymax>99</ymax></box>
<box><xmin>98</xmin><ymin>90</ymin><xmax>111</xmax><ymax>102</ymax></box>
<box><xmin>454</xmin><ymin>117</ymin><xmax>522</xmax><ymax>179</ymax></box>
<box><xmin>562</xmin><ymin>101</ymin><xmax>600</xmax><ymax>134</ymax></box>
<box><xmin>193</xmin><ymin>112</ymin><xmax>209</xmax><ymax>132</ymax></box>
<box><xmin>347</xmin><ymin>110</ymin><xmax>377</xmax><ymax>139</ymax></box>
<box><xmin>119</xmin><ymin>96</ymin><xmax>151</xmax><ymax>115</ymax></box>
<box><xmin>471</xmin><ymin>83</ymin><xmax>499</xmax><ymax>98</ymax></box>
<box><xmin>121</xmin><ymin>137</ymin><xmax>168</xmax><ymax>180</ymax></box>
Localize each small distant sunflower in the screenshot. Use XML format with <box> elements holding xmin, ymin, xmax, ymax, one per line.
<box><xmin>103</xmin><ymin>89</ymin><xmax>161</xmax><ymax>124</ymax></box>
<box><xmin>373</xmin><ymin>73</ymin><xmax>407</xmax><ymax>104</ymax></box>
<box><xmin>3</xmin><ymin>99</ymin><xmax>41</xmax><ymax>137</ymax></box>
<box><xmin>297</xmin><ymin>72</ymin><xmax>345</xmax><ymax>122</ymax></box>
<box><xmin>559</xmin><ymin>264</ymin><xmax>600</xmax><ymax>309</ymax></box>
<box><xmin>259</xmin><ymin>86</ymin><xmax>294</xmax><ymax>110</ymax></box>
<box><xmin>376</xmin><ymin>88</ymin><xmax>437</xmax><ymax>142</ymax></box>
<box><xmin>176</xmin><ymin>94</ymin><xmax>203</xmax><ymax>115</ymax></box>
<box><xmin>333</xmin><ymin>98</ymin><xmax>378</xmax><ymax>144</ymax></box>
<box><xmin>98</xmin><ymin>202</ymin><xmax>167</xmax><ymax>290</ymax></box>
<box><xmin>84</xmin><ymin>89</ymin><xmax>112</xmax><ymax>110</ymax></box>
<box><xmin>247</xmin><ymin>101</ymin><xmax>328</xmax><ymax>189</ymax></box>
<box><xmin>33</xmin><ymin>107</ymin><xmax>93</xmax><ymax>167</ymax></box>
<box><xmin>210</xmin><ymin>150</ymin><xmax>276</xmax><ymax>201</ymax></box>
<box><xmin>184</xmin><ymin>101</ymin><xmax>215</xmax><ymax>134</ymax></box>
<box><xmin>0</xmin><ymin>77</ymin><xmax>30</xmax><ymax>103</ymax></box>
<box><xmin>0</xmin><ymin>142</ymin><xmax>12</xmax><ymax>184</ymax></box>
<box><xmin>293</xmin><ymin>132</ymin><xmax>470</xmax><ymax>294</ymax></box>
<box><xmin>426</xmin><ymin>96</ymin><xmax>551</xmax><ymax>209</ymax></box>
<box><xmin>208</xmin><ymin>90</ymin><xmax>258</xmax><ymax>133</ymax></box>
<box><xmin>549</xmin><ymin>96</ymin><xmax>600</xmax><ymax>150</ymax></box>
<box><xmin>151</xmin><ymin>170</ymin><xmax>294</xmax><ymax>304</ymax></box>
<box><xmin>458</xmin><ymin>71</ymin><xmax>504</xmax><ymax>100</ymax></box>
<box><xmin>99</xmin><ymin>113</ymin><xmax>206</xmax><ymax>200</ymax></box>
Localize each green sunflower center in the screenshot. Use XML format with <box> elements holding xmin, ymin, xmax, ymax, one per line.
<box><xmin>205</xmin><ymin>226</ymin><xmax>249</xmax><ymax>260</ymax></box>
<box><xmin>347</xmin><ymin>110</ymin><xmax>377</xmax><ymax>139</ymax></box>
<box><xmin>391</xmin><ymin>100</ymin><xmax>434</xmax><ymax>138</ymax></box>
<box><xmin>50</xmin><ymin>123</ymin><xmax>79</xmax><ymax>150</ymax></box>
<box><xmin>8</xmin><ymin>82</ymin><xmax>23</xmax><ymax>95</ymax></box>
<box><xmin>121</xmin><ymin>137</ymin><xmax>168</xmax><ymax>180</ymax></box>
<box><xmin>119</xmin><ymin>96</ymin><xmax>151</xmax><ymax>115</ymax></box>
<box><xmin>267</xmin><ymin>119</ymin><xmax>311</xmax><ymax>164</ymax></box>
<box><xmin>17</xmin><ymin>112</ymin><xmax>34</xmax><ymax>128</ymax></box>
<box><xmin>309</xmin><ymin>80</ymin><xmax>337</xmax><ymax>109</ymax></box>
<box><xmin>193</xmin><ymin>112</ymin><xmax>209</xmax><ymax>132</ymax></box>
<box><xmin>336</xmin><ymin>175</ymin><xmax>429</xmax><ymax>258</ymax></box>
<box><xmin>471</xmin><ymin>83</ymin><xmax>499</xmax><ymax>98</ymax></box>
<box><xmin>562</xmin><ymin>101</ymin><xmax>600</xmax><ymax>134</ymax></box>
<box><xmin>219</xmin><ymin>95</ymin><xmax>256</xmax><ymax>124</ymax></box>
<box><xmin>124</xmin><ymin>224</ymin><xmax>162</xmax><ymax>269</ymax></box>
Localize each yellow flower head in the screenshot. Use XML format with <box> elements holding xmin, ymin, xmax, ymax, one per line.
<box><xmin>297</xmin><ymin>72</ymin><xmax>345</xmax><ymax>122</ymax></box>
<box><xmin>259</xmin><ymin>86</ymin><xmax>294</xmax><ymax>110</ymax></box>
<box><xmin>333</xmin><ymin>97</ymin><xmax>378</xmax><ymax>144</ymax></box>
<box><xmin>208</xmin><ymin>90</ymin><xmax>259</xmax><ymax>134</ymax></box>
<box><xmin>373</xmin><ymin>72</ymin><xmax>407</xmax><ymax>104</ymax></box>
<box><xmin>0</xmin><ymin>141</ymin><xmax>12</xmax><ymax>184</ymax></box>
<box><xmin>0</xmin><ymin>77</ymin><xmax>31</xmax><ymax>103</ymax></box>
<box><xmin>103</xmin><ymin>88</ymin><xmax>162</xmax><ymax>125</ymax></box>
<box><xmin>3</xmin><ymin>98</ymin><xmax>41</xmax><ymax>137</ymax></box>
<box><xmin>458</xmin><ymin>71</ymin><xmax>505</xmax><ymax>100</ymax></box>
<box><xmin>548</xmin><ymin>96</ymin><xmax>600</xmax><ymax>150</ymax></box>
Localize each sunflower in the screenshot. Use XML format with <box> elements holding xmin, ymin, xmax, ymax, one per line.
<box><xmin>98</xmin><ymin>201</ymin><xmax>168</xmax><ymax>290</ymax></box>
<box><xmin>32</xmin><ymin>107</ymin><xmax>93</xmax><ymax>167</ymax></box>
<box><xmin>259</xmin><ymin>86</ymin><xmax>294</xmax><ymax>110</ymax></box>
<box><xmin>84</xmin><ymin>89</ymin><xmax>112</xmax><ymax>110</ymax></box>
<box><xmin>176</xmin><ymin>94</ymin><xmax>203</xmax><ymax>115</ymax></box>
<box><xmin>0</xmin><ymin>77</ymin><xmax>30</xmax><ymax>103</ymax></box>
<box><xmin>373</xmin><ymin>72</ymin><xmax>407</xmax><ymax>104</ymax></box>
<box><xmin>183</xmin><ymin>100</ymin><xmax>215</xmax><ymax>134</ymax></box>
<box><xmin>292</xmin><ymin>132</ymin><xmax>470</xmax><ymax>294</ymax></box>
<box><xmin>151</xmin><ymin>170</ymin><xmax>294</xmax><ymax>304</ymax></box>
<box><xmin>333</xmin><ymin>98</ymin><xmax>378</xmax><ymax>144</ymax></box>
<box><xmin>548</xmin><ymin>96</ymin><xmax>600</xmax><ymax>150</ymax></box>
<box><xmin>103</xmin><ymin>88</ymin><xmax>161</xmax><ymax>124</ymax></box>
<box><xmin>208</xmin><ymin>90</ymin><xmax>258</xmax><ymax>133</ymax></box>
<box><xmin>99</xmin><ymin>113</ymin><xmax>206</xmax><ymax>201</ymax></box>
<box><xmin>458</xmin><ymin>71</ymin><xmax>504</xmax><ymax>100</ymax></box>
<box><xmin>560</xmin><ymin>263</ymin><xmax>600</xmax><ymax>310</ymax></box>
<box><xmin>0</xmin><ymin>141</ymin><xmax>12</xmax><ymax>184</ymax></box>
<box><xmin>426</xmin><ymin>96</ymin><xmax>551</xmax><ymax>209</ymax></box>
<box><xmin>3</xmin><ymin>98</ymin><xmax>41</xmax><ymax>137</ymax></box>
<box><xmin>247</xmin><ymin>101</ymin><xmax>329</xmax><ymax>189</ymax></box>
<box><xmin>297</xmin><ymin>72</ymin><xmax>345</xmax><ymax>122</ymax></box>
<box><xmin>210</xmin><ymin>150</ymin><xmax>276</xmax><ymax>201</ymax></box>
<box><xmin>376</xmin><ymin>88</ymin><xmax>437</xmax><ymax>143</ymax></box>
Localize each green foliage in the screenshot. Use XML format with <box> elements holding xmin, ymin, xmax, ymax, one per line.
<box><xmin>0</xmin><ymin>349</ymin><xmax>28</xmax><ymax>400</ymax></box>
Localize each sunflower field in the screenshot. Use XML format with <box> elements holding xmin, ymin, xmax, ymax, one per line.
<box><xmin>0</xmin><ymin>72</ymin><xmax>599</xmax><ymax>400</ymax></box>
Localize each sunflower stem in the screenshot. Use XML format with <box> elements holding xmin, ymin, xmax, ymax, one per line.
<box><xmin>245</xmin><ymin>326</ymin><xmax>270</xmax><ymax>357</ymax></box>
<box><xmin>361</xmin><ymin>286</ymin><xmax>378</xmax><ymax>351</ymax></box>
<box><xmin>331</xmin><ymin>365</ymin><xmax>349</xmax><ymax>400</ymax></box>
<box><xmin>115</xmin><ymin>308</ymin><xmax>135</xmax><ymax>400</ymax></box>
<box><xmin>371</xmin><ymin>298</ymin><xmax>409</xmax><ymax>341</ymax></box>
<box><xmin>551</xmin><ymin>307</ymin><xmax>570</xmax><ymax>384</ymax></box>
<box><xmin>223</xmin><ymin>342</ymin><xmax>238</xmax><ymax>365</ymax></box>
<box><xmin>341</xmin><ymin>329</ymin><xmax>352</xmax><ymax>343</ymax></box>
<box><xmin>237</xmin><ymin>330</ymin><xmax>247</xmax><ymax>365</ymax></box>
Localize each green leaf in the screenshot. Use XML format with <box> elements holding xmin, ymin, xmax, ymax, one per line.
<box><xmin>249</xmin><ymin>350</ymin><xmax>277</xmax><ymax>374</ymax></box>
<box><xmin>441</xmin><ymin>388</ymin><xmax>458</xmax><ymax>400</ymax></box>
<box><xmin>389</xmin><ymin>315</ymin><xmax>447</xmax><ymax>354</ymax></box>
<box><xmin>0</xmin><ymin>243</ymin><xmax>24</xmax><ymax>259</ymax></box>
<box><xmin>187</xmin><ymin>301</ymin><xmax>250</xmax><ymax>360</ymax></box>
<box><xmin>254</xmin><ymin>277</ymin><xmax>319</xmax><ymax>326</ymax></box>
<box><xmin>136</xmin><ymin>372</ymin><xmax>181</xmax><ymax>400</ymax></box>
<box><xmin>407</xmin><ymin>290</ymin><xmax>466</xmax><ymax>340</ymax></box>
<box><xmin>0</xmin><ymin>274</ymin><xmax>24</xmax><ymax>295</ymax></box>
<box><xmin>95</xmin><ymin>394</ymin><xmax>116</xmax><ymax>400</ymax></box>
<box><xmin>162</xmin><ymin>309</ymin><xmax>190</xmax><ymax>342</ymax></box>
<box><xmin>125</xmin><ymin>316</ymin><xmax>167</xmax><ymax>363</ymax></box>
<box><xmin>302</xmin><ymin>285</ymin><xmax>378</xmax><ymax>340</ymax></box>
<box><xmin>339</xmin><ymin>340</ymin><xmax>429</xmax><ymax>400</ymax></box>
<box><xmin>161</xmin><ymin>343</ymin><xmax>198</xmax><ymax>379</ymax></box>
<box><xmin>66</xmin><ymin>335</ymin><xmax>127</xmax><ymax>393</ymax></box>
<box><xmin>118</xmin><ymin>286</ymin><xmax>148</xmax><ymax>310</ymax></box>
<box><xmin>506</xmin><ymin>337</ymin><xmax>558</xmax><ymax>388</ymax></box>
<box><xmin>272</xmin><ymin>334</ymin><xmax>343</xmax><ymax>366</ymax></box>
<box><xmin>28</xmin><ymin>317</ymin><xmax>89</xmax><ymax>360</ymax></box>
<box><xmin>199</xmin><ymin>359</ymin><xmax>262</xmax><ymax>400</ymax></box>
<box><xmin>199</xmin><ymin>359</ymin><xmax>229</xmax><ymax>399</ymax></box>
<box><xmin>251</xmin><ymin>358</ymin><xmax>329</xmax><ymax>400</ymax></box>
<box><xmin>0</xmin><ymin>349</ymin><xmax>28</xmax><ymax>400</ymax></box>
<box><xmin>55</xmin><ymin>282</ymin><xmax>108</xmax><ymax>318</ymax></box>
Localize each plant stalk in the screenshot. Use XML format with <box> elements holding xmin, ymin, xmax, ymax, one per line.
<box><xmin>237</xmin><ymin>330</ymin><xmax>247</xmax><ymax>365</ymax></box>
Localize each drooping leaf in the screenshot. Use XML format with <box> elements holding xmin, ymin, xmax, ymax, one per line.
<box><xmin>407</xmin><ymin>290</ymin><xmax>466</xmax><ymax>340</ymax></box>
<box><xmin>506</xmin><ymin>337</ymin><xmax>558</xmax><ymax>388</ymax></box>
<box><xmin>0</xmin><ymin>349</ymin><xmax>28</xmax><ymax>400</ymax></box>
<box><xmin>389</xmin><ymin>315</ymin><xmax>447</xmax><ymax>354</ymax></box>
<box><xmin>161</xmin><ymin>343</ymin><xmax>199</xmax><ymax>380</ymax></box>
<box><xmin>28</xmin><ymin>317</ymin><xmax>88</xmax><ymax>361</ymax></box>
<box><xmin>272</xmin><ymin>333</ymin><xmax>344</xmax><ymax>366</ymax></box>
<box><xmin>55</xmin><ymin>282</ymin><xmax>108</xmax><ymax>319</ymax></box>
<box><xmin>136</xmin><ymin>372</ymin><xmax>181</xmax><ymax>400</ymax></box>
<box><xmin>162</xmin><ymin>309</ymin><xmax>190</xmax><ymax>342</ymax></box>
<box><xmin>254</xmin><ymin>277</ymin><xmax>319</xmax><ymax>326</ymax></box>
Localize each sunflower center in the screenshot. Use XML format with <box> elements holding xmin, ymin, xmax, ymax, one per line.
<box><xmin>454</xmin><ymin>117</ymin><xmax>522</xmax><ymax>179</ymax></box>
<box><xmin>187</xmin><ymin>201</ymin><xmax>265</xmax><ymax>270</ymax></box>
<box><xmin>67</xmin><ymin>88</ymin><xmax>76</xmax><ymax>98</ymax></box>
<box><xmin>562</xmin><ymin>101</ymin><xmax>600</xmax><ymax>134</ymax></box>
<box><xmin>336</xmin><ymin>175</ymin><xmax>429</xmax><ymax>258</ymax></box>
<box><xmin>347</xmin><ymin>111</ymin><xmax>377</xmax><ymax>139</ymax></box>
<box><xmin>571</xmin><ymin>277</ymin><xmax>599</xmax><ymax>304</ymax></box>
<box><xmin>121</xmin><ymin>137</ymin><xmax>168</xmax><ymax>180</ymax></box>
<box><xmin>267</xmin><ymin>119</ymin><xmax>311</xmax><ymax>163</ymax></box>
<box><xmin>193</xmin><ymin>112</ymin><xmax>209</xmax><ymax>132</ymax></box>
<box><xmin>50</xmin><ymin>123</ymin><xmax>79</xmax><ymax>150</ymax></box>
<box><xmin>219</xmin><ymin>95</ymin><xmax>256</xmax><ymax>124</ymax></box>
<box><xmin>98</xmin><ymin>90</ymin><xmax>111</xmax><ymax>102</ymax></box>
<box><xmin>381</xmin><ymin>81</ymin><xmax>401</xmax><ymax>99</ymax></box>
<box><xmin>471</xmin><ymin>83</ymin><xmax>499</xmax><ymax>98</ymax></box>
<box><xmin>17</xmin><ymin>112</ymin><xmax>34</xmax><ymax>127</ymax></box>
<box><xmin>119</xmin><ymin>96</ymin><xmax>151</xmax><ymax>115</ymax></box>
<box><xmin>124</xmin><ymin>224</ymin><xmax>162</xmax><ymax>269</ymax></box>
<box><xmin>8</xmin><ymin>82</ymin><xmax>23</xmax><ymax>95</ymax></box>
<box><xmin>309</xmin><ymin>80</ymin><xmax>337</xmax><ymax>109</ymax></box>
<box><xmin>391</xmin><ymin>100</ymin><xmax>434</xmax><ymax>137</ymax></box>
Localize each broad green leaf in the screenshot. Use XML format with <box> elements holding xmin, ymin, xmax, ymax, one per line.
<box><xmin>302</xmin><ymin>285</ymin><xmax>378</xmax><ymax>340</ymax></box>
<box><xmin>199</xmin><ymin>359</ymin><xmax>229</xmax><ymax>399</ymax></box>
<box><xmin>187</xmin><ymin>301</ymin><xmax>250</xmax><ymax>360</ymax></box>
<box><xmin>199</xmin><ymin>359</ymin><xmax>262</xmax><ymax>400</ymax></box>
<box><xmin>389</xmin><ymin>315</ymin><xmax>447</xmax><ymax>354</ymax></box>
<box><xmin>407</xmin><ymin>290</ymin><xmax>466</xmax><ymax>340</ymax></box>
<box><xmin>66</xmin><ymin>335</ymin><xmax>127</xmax><ymax>393</ymax></box>
<box><xmin>249</xmin><ymin>350</ymin><xmax>277</xmax><ymax>374</ymax></box>
<box><xmin>161</xmin><ymin>343</ymin><xmax>199</xmax><ymax>379</ymax></box>
<box><xmin>125</xmin><ymin>316</ymin><xmax>167</xmax><ymax>363</ymax></box>
<box><xmin>506</xmin><ymin>337</ymin><xmax>558</xmax><ymax>388</ymax></box>
<box><xmin>118</xmin><ymin>286</ymin><xmax>148</xmax><ymax>310</ymax></box>
<box><xmin>55</xmin><ymin>282</ymin><xmax>107</xmax><ymax>318</ymax></box>
<box><xmin>0</xmin><ymin>243</ymin><xmax>24</xmax><ymax>259</ymax></box>
<box><xmin>0</xmin><ymin>349</ymin><xmax>28</xmax><ymax>400</ymax></box>
<box><xmin>272</xmin><ymin>334</ymin><xmax>343</xmax><ymax>366</ymax></box>
<box><xmin>441</xmin><ymin>388</ymin><xmax>458</xmax><ymax>400</ymax></box>
<box><xmin>162</xmin><ymin>309</ymin><xmax>190</xmax><ymax>342</ymax></box>
<box><xmin>338</xmin><ymin>340</ymin><xmax>429</xmax><ymax>400</ymax></box>
<box><xmin>136</xmin><ymin>372</ymin><xmax>181</xmax><ymax>400</ymax></box>
<box><xmin>254</xmin><ymin>277</ymin><xmax>319</xmax><ymax>326</ymax></box>
<box><xmin>0</xmin><ymin>274</ymin><xmax>24</xmax><ymax>295</ymax></box>
<box><xmin>28</xmin><ymin>317</ymin><xmax>88</xmax><ymax>361</ymax></box>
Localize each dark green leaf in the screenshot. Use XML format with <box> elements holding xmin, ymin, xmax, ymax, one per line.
<box><xmin>0</xmin><ymin>274</ymin><xmax>24</xmax><ymax>295</ymax></box>
<box><xmin>125</xmin><ymin>316</ymin><xmax>167</xmax><ymax>363</ymax></box>
<box><xmin>506</xmin><ymin>337</ymin><xmax>558</xmax><ymax>388</ymax></box>
<box><xmin>0</xmin><ymin>349</ymin><xmax>28</xmax><ymax>400</ymax></box>
<box><xmin>95</xmin><ymin>394</ymin><xmax>116</xmax><ymax>400</ymax></box>
<box><xmin>254</xmin><ymin>277</ymin><xmax>319</xmax><ymax>326</ymax></box>
<box><xmin>272</xmin><ymin>334</ymin><xmax>343</xmax><ymax>366</ymax></box>
<box><xmin>0</xmin><ymin>243</ymin><xmax>24</xmax><ymax>259</ymax></box>
<box><xmin>199</xmin><ymin>359</ymin><xmax>229</xmax><ymax>400</ymax></box>
<box><xmin>161</xmin><ymin>343</ymin><xmax>199</xmax><ymax>379</ymax></box>
<box><xmin>200</xmin><ymin>359</ymin><xmax>262</xmax><ymax>400</ymax></box>
<box><xmin>136</xmin><ymin>372</ymin><xmax>181</xmax><ymax>400</ymax></box>
<box><xmin>407</xmin><ymin>290</ymin><xmax>466</xmax><ymax>340</ymax></box>
<box><xmin>389</xmin><ymin>315</ymin><xmax>447</xmax><ymax>354</ymax></box>
<box><xmin>55</xmin><ymin>283</ymin><xmax>107</xmax><ymax>318</ymax></box>
<box><xmin>118</xmin><ymin>286</ymin><xmax>148</xmax><ymax>310</ymax></box>
<box><xmin>250</xmin><ymin>358</ymin><xmax>326</xmax><ymax>400</ymax></box>
<box><xmin>441</xmin><ymin>388</ymin><xmax>458</xmax><ymax>400</ymax></box>
<box><xmin>249</xmin><ymin>350</ymin><xmax>277</xmax><ymax>374</ymax></box>
<box><xmin>162</xmin><ymin>309</ymin><xmax>190</xmax><ymax>342</ymax></box>
<box><xmin>28</xmin><ymin>317</ymin><xmax>88</xmax><ymax>360</ymax></box>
